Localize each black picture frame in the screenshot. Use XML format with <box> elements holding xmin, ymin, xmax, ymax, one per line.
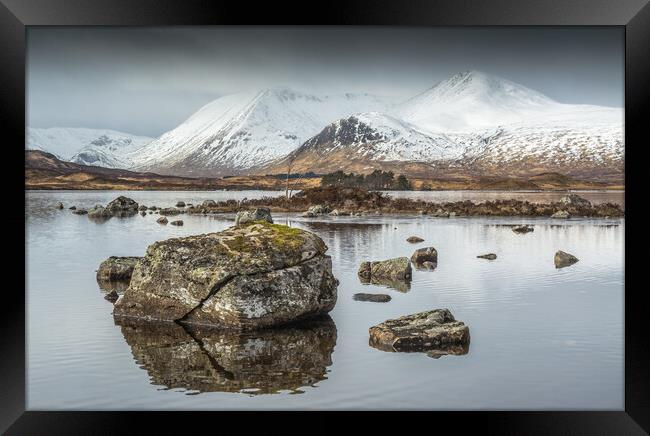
<box><xmin>3</xmin><ymin>0</ymin><xmax>648</xmax><ymax>433</ymax></box>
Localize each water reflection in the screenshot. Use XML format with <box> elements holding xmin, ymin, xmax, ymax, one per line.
<box><xmin>359</xmin><ymin>276</ymin><xmax>411</xmax><ymax>293</ymax></box>
<box><xmin>115</xmin><ymin>316</ymin><xmax>337</xmax><ymax>394</ymax></box>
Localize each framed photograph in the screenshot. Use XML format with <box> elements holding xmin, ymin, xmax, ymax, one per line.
<box><xmin>3</xmin><ymin>0</ymin><xmax>648</xmax><ymax>433</ymax></box>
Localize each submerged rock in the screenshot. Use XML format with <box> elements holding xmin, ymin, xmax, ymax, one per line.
<box><xmin>512</xmin><ymin>225</ymin><xmax>534</xmax><ymax>234</ymax></box>
<box><xmin>115</xmin><ymin>316</ymin><xmax>336</xmax><ymax>394</ymax></box>
<box><xmin>235</xmin><ymin>208</ymin><xmax>273</xmax><ymax>226</ymax></box>
<box><xmin>113</xmin><ymin>222</ymin><xmax>338</xmax><ymax>330</ymax></box>
<box><xmin>72</xmin><ymin>208</ymin><xmax>88</xmax><ymax>215</ymax></box>
<box><xmin>406</xmin><ymin>236</ymin><xmax>424</xmax><ymax>243</ymax></box>
<box><xmin>369</xmin><ymin>309</ymin><xmax>470</xmax><ymax>355</ymax></box>
<box><xmin>554</xmin><ymin>250</ymin><xmax>579</xmax><ymax>268</ymax></box>
<box><xmin>156</xmin><ymin>216</ymin><xmax>168</xmax><ymax>225</ymax></box>
<box><xmin>358</xmin><ymin>257</ymin><xmax>411</xmax><ymax>282</ymax></box>
<box><xmin>551</xmin><ymin>210</ymin><xmax>570</xmax><ymax>219</ymax></box>
<box><xmin>170</xmin><ymin>220</ymin><xmax>184</xmax><ymax>226</ymax></box>
<box><xmin>353</xmin><ymin>293</ymin><xmax>391</xmax><ymax>303</ymax></box>
<box><xmin>477</xmin><ymin>253</ymin><xmax>497</xmax><ymax>260</ymax></box>
<box><xmin>69</xmin><ymin>206</ymin><xmax>77</xmax><ymax>210</ymax></box>
<box><xmin>106</xmin><ymin>196</ymin><xmax>139</xmax><ymax>217</ymax></box>
<box><xmin>559</xmin><ymin>194</ymin><xmax>591</xmax><ymax>208</ymax></box>
<box><xmin>411</xmin><ymin>247</ymin><xmax>438</xmax><ymax>268</ymax></box>
<box><xmin>97</xmin><ymin>256</ymin><xmax>141</xmax><ymax>282</ymax></box>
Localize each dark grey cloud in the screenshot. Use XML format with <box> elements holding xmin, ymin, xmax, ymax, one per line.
<box><xmin>27</xmin><ymin>26</ymin><xmax>623</xmax><ymax>137</ymax></box>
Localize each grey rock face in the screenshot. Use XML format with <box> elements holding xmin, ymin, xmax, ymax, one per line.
<box><xmin>97</xmin><ymin>256</ymin><xmax>141</xmax><ymax>282</ymax></box>
<box><xmin>477</xmin><ymin>253</ymin><xmax>497</xmax><ymax>260</ymax></box>
<box><xmin>411</xmin><ymin>247</ymin><xmax>438</xmax><ymax>267</ymax></box>
<box><xmin>113</xmin><ymin>222</ymin><xmax>338</xmax><ymax>330</ymax></box>
<box><xmin>369</xmin><ymin>309</ymin><xmax>470</xmax><ymax>355</ymax></box>
<box><xmin>353</xmin><ymin>293</ymin><xmax>391</xmax><ymax>303</ymax></box>
<box><xmin>555</xmin><ymin>250</ymin><xmax>579</xmax><ymax>268</ymax></box>
<box><xmin>406</xmin><ymin>236</ymin><xmax>424</xmax><ymax>243</ymax></box>
<box><xmin>106</xmin><ymin>196</ymin><xmax>139</xmax><ymax>217</ymax></box>
<box><xmin>235</xmin><ymin>208</ymin><xmax>273</xmax><ymax>226</ymax></box>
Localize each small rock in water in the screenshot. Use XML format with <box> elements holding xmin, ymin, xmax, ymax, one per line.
<box><xmin>369</xmin><ymin>309</ymin><xmax>470</xmax><ymax>355</ymax></box>
<box><xmin>477</xmin><ymin>253</ymin><xmax>497</xmax><ymax>260</ymax></box>
<box><xmin>170</xmin><ymin>220</ymin><xmax>184</xmax><ymax>226</ymax></box>
<box><xmin>358</xmin><ymin>257</ymin><xmax>411</xmax><ymax>282</ymax></box>
<box><xmin>104</xmin><ymin>290</ymin><xmax>119</xmax><ymax>303</ymax></box>
<box><xmin>97</xmin><ymin>256</ymin><xmax>141</xmax><ymax>282</ymax></box>
<box><xmin>56</xmin><ymin>202</ymin><xmax>64</xmax><ymax>210</ymax></box>
<box><xmin>554</xmin><ymin>250</ymin><xmax>579</xmax><ymax>268</ymax></box>
<box><xmin>159</xmin><ymin>207</ymin><xmax>181</xmax><ymax>216</ymax></box>
<box><xmin>329</xmin><ymin>209</ymin><xmax>350</xmax><ymax>216</ymax></box>
<box><xmin>551</xmin><ymin>210</ymin><xmax>570</xmax><ymax>219</ymax></box>
<box><xmin>138</xmin><ymin>205</ymin><xmax>148</xmax><ymax>211</ymax></box>
<box><xmin>148</xmin><ymin>206</ymin><xmax>158</xmax><ymax>211</ymax></box>
<box><xmin>140</xmin><ymin>211</ymin><xmax>147</xmax><ymax>216</ymax></box>
<box><xmin>303</xmin><ymin>204</ymin><xmax>330</xmax><ymax>217</ymax></box>
<box><xmin>176</xmin><ymin>201</ymin><xmax>186</xmax><ymax>208</ymax></box>
<box><xmin>418</xmin><ymin>210</ymin><xmax>428</xmax><ymax>215</ymax></box>
<box><xmin>512</xmin><ymin>225</ymin><xmax>534</xmax><ymax>234</ymax></box>
<box><xmin>411</xmin><ymin>247</ymin><xmax>438</xmax><ymax>268</ymax></box>
<box><xmin>235</xmin><ymin>208</ymin><xmax>273</xmax><ymax>226</ymax></box>
<box><xmin>353</xmin><ymin>293</ymin><xmax>392</xmax><ymax>303</ymax></box>
<box><xmin>148</xmin><ymin>211</ymin><xmax>153</xmax><ymax>214</ymax></box>
<box><xmin>156</xmin><ymin>216</ymin><xmax>168</xmax><ymax>225</ymax></box>
<box><xmin>69</xmin><ymin>206</ymin><xmax>77</xmax><ymax>210</ymax></box>
<box><xmin>202</xmin><ymin>200</ymin><xmax>217</xmax><ymax>207</ymax></box>
<box><xmin>72</xmin><ymin>208</ymin><xmax>88</xmax><ymax>215</ymax></box>
<box><xmin>406</xmin><ymin>236</ymin><xmax>424</xmax><ymax>243</ymax></box>
<box><xmin>106</xmin><ymin>196</ymin><xmax>139</xmax><ymax>217</ymax></box>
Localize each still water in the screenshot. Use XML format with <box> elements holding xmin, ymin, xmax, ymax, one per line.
<box><xmin>26</xmin><ymin>190</ymin><xmax>624</xmax><ymax>410</ymax></box>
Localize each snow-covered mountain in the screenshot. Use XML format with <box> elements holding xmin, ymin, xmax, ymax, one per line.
<box><xmin>130</xmin><ymin>88</ymin><xmax>393</xmax><ymax>176</ymax></box>
<box><xmin>263</xmin><ymin>71</ymin><xmax>623</xmax><ymax>179</ymax></box>
<box><xmin>27</xmin><ymin>127</ymin><xmax>153</xmax><ymax>168</ymax></box>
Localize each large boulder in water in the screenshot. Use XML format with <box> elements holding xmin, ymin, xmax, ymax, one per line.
<box><xmin>235</xmin><ymin>208</ymin><xmax>273</xmax><ymax>226</ymax></box>
<box><xmin>369</xmin><ymin>309</ymin><xmax>470</xmax><ymax>356</ymax></box>
<box><xmin>113</xmin><ymin>222</ymin><xmax>338</xmax><ymax>329</ymax></box>
<box><xmin>106</xmin><ymin>196</ymin><xmax>139</xmax><ymax>217</ymax></box>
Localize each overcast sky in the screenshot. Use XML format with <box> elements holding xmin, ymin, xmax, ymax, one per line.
<box><xmin>27</xmin><ymin>26</ymin><xmax>624</xmax><ymax>137</ymax></box>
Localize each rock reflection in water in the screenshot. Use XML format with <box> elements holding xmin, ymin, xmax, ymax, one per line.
<box><xmin>359</xmin><ymin>276</ymin><xmax>411</xmax><ymax>293</ymax></box>
<box><xmin>115</xmin><ymin>316</ymin><xmax>337</xmax><ymax>394</ymax></box>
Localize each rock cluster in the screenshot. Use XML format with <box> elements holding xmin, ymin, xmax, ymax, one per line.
<box><xmin>235</xmin><ymin>208</ymin><xmax>273</xmax><ymax>226</ymax></box>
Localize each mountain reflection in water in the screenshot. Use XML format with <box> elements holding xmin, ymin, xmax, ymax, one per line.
<box><xmin>115</xmin><ymin>316</ymin><xmax>337</xmax><ymax>395</ymax></box>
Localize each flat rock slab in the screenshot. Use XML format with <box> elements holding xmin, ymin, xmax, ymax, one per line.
<box><xmin>353</xmin><ymin>293</ymin><xmax>392</xmax><ymax>303</ymax></box>
<box><xmin>113</xmin><ymin>222</ymin><xmax>338</xmax><ymax>330</ymax></box>
<box><xmin>555</xmin><ymin>250</ymin><xmax>579</xmax><ymax>268</ymax></box>
<box><xmin>406</xmin><ymin>236</ymin><xmax>424</xmax><ymax>243</ymax></box>
<box><xmin>369</xmin><ymin>309</ymin><xmax>470</xmax><ymax>354</ymax></box>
